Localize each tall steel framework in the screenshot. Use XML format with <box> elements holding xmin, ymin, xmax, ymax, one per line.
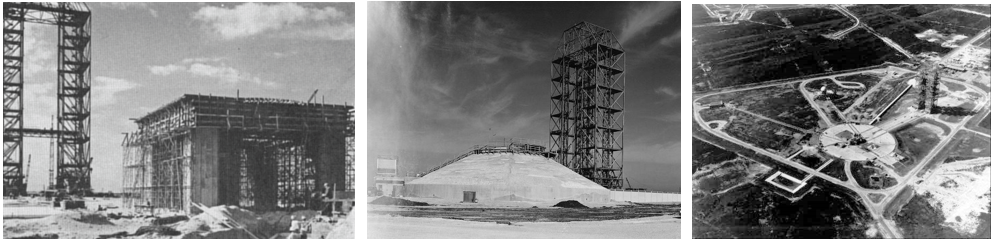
<box><xmin>917</xmin><ymin>62</ymin><xmax>939</xmax><ymax>113</ymax></box>
<box><xmin>548</xmin><ymin>22</ymin><xmax>624</xmax><ymax>189</ymax></box>
<box><xmin>4</xmin><ymin>3</ymin><xmax>92</xmax><ymax>195</ymax></box>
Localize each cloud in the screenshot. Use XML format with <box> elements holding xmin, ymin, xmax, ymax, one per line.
<box><xmin>96</xmin><ymin>2</ymin><xmax>158</xmax><ymax>17</ymax></box>
<box><xmin>148</xmin><ymin>64</ymin><xmax>184</xmax><ymax>75</ymax></box>
<box><xmin>659</xmin><ymin>28</ymin><xmax>681</xmax><ymax>47</ymax></box>
<box><xmin>193</xmin><ymin>3</ymin><xmax>352</xmax><ymax>40</ymax></box>
<box><xmin>618</xmin><ymin>2</ymin><xmax>679</xmax><ymax>44</ymax></box>
<box><xmin>654</xmin><ymin>86</ymin><xmax>680</xmax><ymax>98</ymax></box>
<box><xmin>22</xmin><ymin>23</ymin><xmax>56</xmax><ymax>78</ymax></box>
<box><xmin>148</xmin><ymin>58</ymin><xmax>276</xmax><ymax>87</ymax></box>
<box><xmin>281</xmin><ymin>22</ymin><xmax>355</xmax><ymax>41</ymax></box>
<box><xmin>92</xmin><ymin>76</ymin><xmax>138</xmax><ymax>107</ymax></box>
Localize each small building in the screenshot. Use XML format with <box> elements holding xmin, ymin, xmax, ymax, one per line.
<box><xmin>374</xmin><ymin>157</ymin><xmax>405</xmax><ymax>197</ymax></box>
<box><xmin>703</xmin><ymin>101</ymin><xmax>725</xmax><ymax>109</ymax></box>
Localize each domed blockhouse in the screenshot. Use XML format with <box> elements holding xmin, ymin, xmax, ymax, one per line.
<box><xmin>403</xmin><ymin>153</ymin><xmax>612</xmax><ymax>203</ymax></box>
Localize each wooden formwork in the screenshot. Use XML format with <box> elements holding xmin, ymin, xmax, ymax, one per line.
<box><xmin>122</xmin><ymin>94</ymin><xmax>354</xmax><ymax>213</ymax></box>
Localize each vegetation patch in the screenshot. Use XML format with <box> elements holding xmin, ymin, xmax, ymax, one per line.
<box><xmin>722</xmin><ymin>110</ymin><xmax>802</xmax><ymax>153</ymax></box>
<box><xmin>821</xmin><ymin>160</ymin><xmax>848</xmax><ymax>181</ymax></box>
<box><xmin>692</xmin><ymin>138</ymin><xmax>740</xmax><ymax>173</ymax></box>
<box><xmin>693</xmin><ymin>183</ymin><xmax>873</xmax><ymax>238</ymax></box>
<box><xmin>692</xmin><ymin>7</ymin><xmax>903</xmax><ymax>91</ymax></box>
<box><xmin>894</xmin><ymin>192</ymin><xmax>990</xmax><ymax>238</ymax></box>
<box><xmin>850</xmin><ymin>161</ymin><xmax>898</xmax><ymax>189</ymax></box>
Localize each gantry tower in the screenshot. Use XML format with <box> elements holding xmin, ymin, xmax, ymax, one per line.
<box><xmin>918</xmin><ymin>62</ymin><xmax>939</xmax><ymax>113</ymax></box>
<box><xmin>548</xmin><ymin>22</ymin><xmax>624</xmax><ymax>189</ymax></box>
<box><xmin>4</xmin><ymin>3</ymin><xmax>92</xmax><ymax>195</ymax></box>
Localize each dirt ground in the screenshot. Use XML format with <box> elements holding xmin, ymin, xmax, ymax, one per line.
<box><xmin>3</xmin><ymin>198</ymin><xmax>353</xmax><ymax>239</ymax></box>
<box><xmin>367</xmin><ymin>199</ymin><xmax>680</xmax><ymax>238</ymax></box>
<box><xmin>368</xmin><ymin>214</ymin><xmax>680</xmax><ymax>239</ymax></box>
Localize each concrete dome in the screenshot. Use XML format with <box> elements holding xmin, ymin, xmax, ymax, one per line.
<box><xmin>403</xmin><ymin>153</ymin><xmax>611</xmax><ymax>203</ymax></box>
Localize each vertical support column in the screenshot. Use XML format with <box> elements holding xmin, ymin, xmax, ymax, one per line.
<box><xmin>188</xmin><ymin>128</ymin><xmax>219</xmax><ymax>213</ymax></box>
<box><xmin>55</xmin><ymin>5</ymin><xmax>92</xmax><ymax>193</ymax></box>
<box><xmin>2</xmin><ymin>5</ymin><xmax>26</xmax><ymax>196</ymax></box>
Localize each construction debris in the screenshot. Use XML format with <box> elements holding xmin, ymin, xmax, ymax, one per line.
<box><xmin>325</xmin><ymin>210</ymin><xmax>355</xmax><ymax>239</ymax></box>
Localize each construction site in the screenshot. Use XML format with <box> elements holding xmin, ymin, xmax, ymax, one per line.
<box><xmin>692</xmin><ymin>4</ymin><xmax>990</xmax><ymax>238</ymax></box>
<box><xmin>4</xmin><ymin>3</ymin><xmax>355</xmax><ymax>239</ymax></box>
<box><xmin>369</xmin><ymin>21</ymin><xmax>680</xmax><ymax>238</ymax></box>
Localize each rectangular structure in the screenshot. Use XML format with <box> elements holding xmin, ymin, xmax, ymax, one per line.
<box><xmin>122</xmin><ymin>95</ymin><xmax>354</xmax><ymax>213</ymax></box>
<box><xmin>549</xmin><ymin>22</ymin><xmax>625</xmax><ymax>189</ymax></box>
<box><xmin>4</xmin><ymin>2</ymin><xmax>93</xmax><ymax>195</ymax></box>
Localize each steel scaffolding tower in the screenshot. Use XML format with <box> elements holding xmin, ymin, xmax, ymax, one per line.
<box><xmin>548</xmin><ymin>22</ymin><xmax>624</xmax><ymax>189</ymax></box>
<box><xmin>917</xmin><ymin>62</ymin><xmax>939</xmax><ymax>113</ymax></box>
<box><xmin>4</xmin><ymin>2</ymin><xmax>92</xmax><ymax>195</ymax></box>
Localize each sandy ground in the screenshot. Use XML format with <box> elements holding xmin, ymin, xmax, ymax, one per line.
<box><xmin>4</xmin><ymin>198</ymin><xmax>354</xmax><ymax>239</ymax></box>
<box><xmin>368</xmin><ymin>214</ymin><xmax>680</xmax><ymax>239</ymax></box>
<box><xmin>918</xmin><ymin>158</ymin><xmax>991</xmax><ymax>235</ymax></box>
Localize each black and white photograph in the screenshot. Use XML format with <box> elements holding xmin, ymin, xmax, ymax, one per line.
<box><xmin>367</xmin><ymin>1</ymin><xmax>681</xmax><ymax>239</ymax></box>
<box><xmin>692</xmin><ymin>4</ymin><xmax>991</xmax><ymax>238</ymax></box>
<box><xmin>3</xmin><ymin>2</ymin><xmax>355</xmax><ymax>239</ymax></box>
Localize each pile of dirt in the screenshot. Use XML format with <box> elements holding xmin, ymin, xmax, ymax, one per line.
<box><xmin>325</xmin><ymin>210</ymin><xmax>354</xmax><ymax>239</ymax></box>
<box><xmin>152</xmin><ymin>215</ymin><xmax>189</xmax><ymax>225</ymax></box>
<box><xmin>553</xmin><ymin>200</ymin><xmax>589</xmax><ymax>209</ymax></box>
<box><xmin>3</xmin><ymin>211</ymin><xmax>147</xmax><ymax>239</ymax></box>
<box><xmin>370</xmin><ymin>197</ymin><xmax>430</xmax><ymax>206</ymax></box>
<box><xmin>173</xmin><ymin>205</ymin><xmax>327</xmax><ymax>239</ymax></box>
<box><xmin>134</xmin><ymin>225</ymin><xmax>181</xmax><ymax>236</ymax></box>
<box><xmin>173</xmin><ymin>205</ymin><xmax>273</xmax><ymax>238</ymax></box>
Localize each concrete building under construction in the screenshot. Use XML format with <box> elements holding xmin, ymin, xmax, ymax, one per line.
<box><xmin>121</xmin><ymin>95</ymin><xmax>354</xmax><ymax>213</ymax></box>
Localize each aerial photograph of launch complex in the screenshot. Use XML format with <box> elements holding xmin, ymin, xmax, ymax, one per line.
<box><xmin>368</xmin><ymin>1</ymin><xmax>681</xmax><ymax>239</ymax></box>
<box><xmin>4</xmin><ymin>2</ymin><xmax>355</xmax><ymax>239</ymax></box>
<box><xmin>692</xmin><ymin>4</ymin><xmax>991</xmax><ymax>238</ymax></box>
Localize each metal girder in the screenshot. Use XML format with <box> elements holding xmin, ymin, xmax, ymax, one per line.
<box><xmin>2</xmin><ymin>2</ymin><xmax>91</xmax><ymax>195</ymax></box>
<box><xmin>548</xmin><ymin>22</ymin><xmax>625</xmax><ymax>189</ymax></box>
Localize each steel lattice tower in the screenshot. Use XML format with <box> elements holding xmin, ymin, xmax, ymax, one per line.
<box><xmin>548</xmin><ymin>22</ymin><xmax>624</xmax><ymax>189</ymax></box>
<box><xmin>918</xmin><ymin>62</ymin><xmax>939</xmax><ymax>113</ymax></box>
<box><xmin>3</xmin><ymin>2</ymin><xmax>92</xmax><ymax>195</ymax></box>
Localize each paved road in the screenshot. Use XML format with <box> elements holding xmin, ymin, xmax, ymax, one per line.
<box><xmin>694</xmin><ymin>68</ymin><xmax>990</xmax><ymax>238</ymax></box>
<box><xmin>692</xmin><ymin>10</ymin><xmax>991</xmax><ymax>238</ymax></box>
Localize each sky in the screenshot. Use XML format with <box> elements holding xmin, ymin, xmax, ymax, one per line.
<box><xmin>368</xmin><ymin>2</ymin><xmax>682</xmax><ymax>192</ymax></box>
<box><xmin>17</xmin><ymin>2</ymin><xmax>355</xmax><ymax>192</ymax></box>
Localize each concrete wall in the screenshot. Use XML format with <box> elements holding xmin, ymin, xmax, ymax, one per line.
<box><xmin>315</xmin><ymin>131</ymin><xmax>347</xmax><ymax>191</ymax></box>
<box><xmin>404</xmin><ymin>184</ymin><xmax>611</xmax><ymax>203</ymax></box>
<box><xmin>609</xmin><ymin>191</ymin><xmax>680</xmax><ymax>203</ymax></box>
<box><xmin>189</xmin><ymin>128</ymin><xmax>220</xmax><ymax>213</ymax></box>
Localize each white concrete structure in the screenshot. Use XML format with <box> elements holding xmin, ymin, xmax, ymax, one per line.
<box><xmin>404</xmin><ymin>153</ymin><xmax>611</xmax><ymax>203</ymax></box>
<box><xmin>820</xmin><ymin>123</ymin><xmax>899</xmax><ymax>165</ymax></box>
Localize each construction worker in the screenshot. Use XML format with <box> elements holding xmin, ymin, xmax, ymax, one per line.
<box><xmin>288</xmin><ymin>215</ymin><xmax>310</xmax><ymax>239</ymax></box>
<box><xmin>310</xmin><ymin>190</ymin><xmax>322</xmax><ymax>210</ymax></box>
<box><xmin>322</xmin><ymin>183</ymin><xmax>334</xmax><ymax>215</ymax></box>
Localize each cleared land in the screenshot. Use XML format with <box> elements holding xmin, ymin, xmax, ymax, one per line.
<box><xmin>700</xmin><ymin>107</ymin><xmax>803</xmax><ymax>153</ymax></box>
<box><xmin>699</xmin><ymin>84</ymin><xmax>822</xmax><ymax>129</ymax></box>
<box><xmin>369</xmin><ymin>214</ymin><xmax>679</xmax><ymax>239</ymax></box>
<box><xmin>892</xmin><ymin>119</ymin><xmax>950</xmax><ymax>176</ymax></box>
<box><xmin>853</xmin><ymin>5</ymin><xmax>990</xmax><ymax>55</ymax></box>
